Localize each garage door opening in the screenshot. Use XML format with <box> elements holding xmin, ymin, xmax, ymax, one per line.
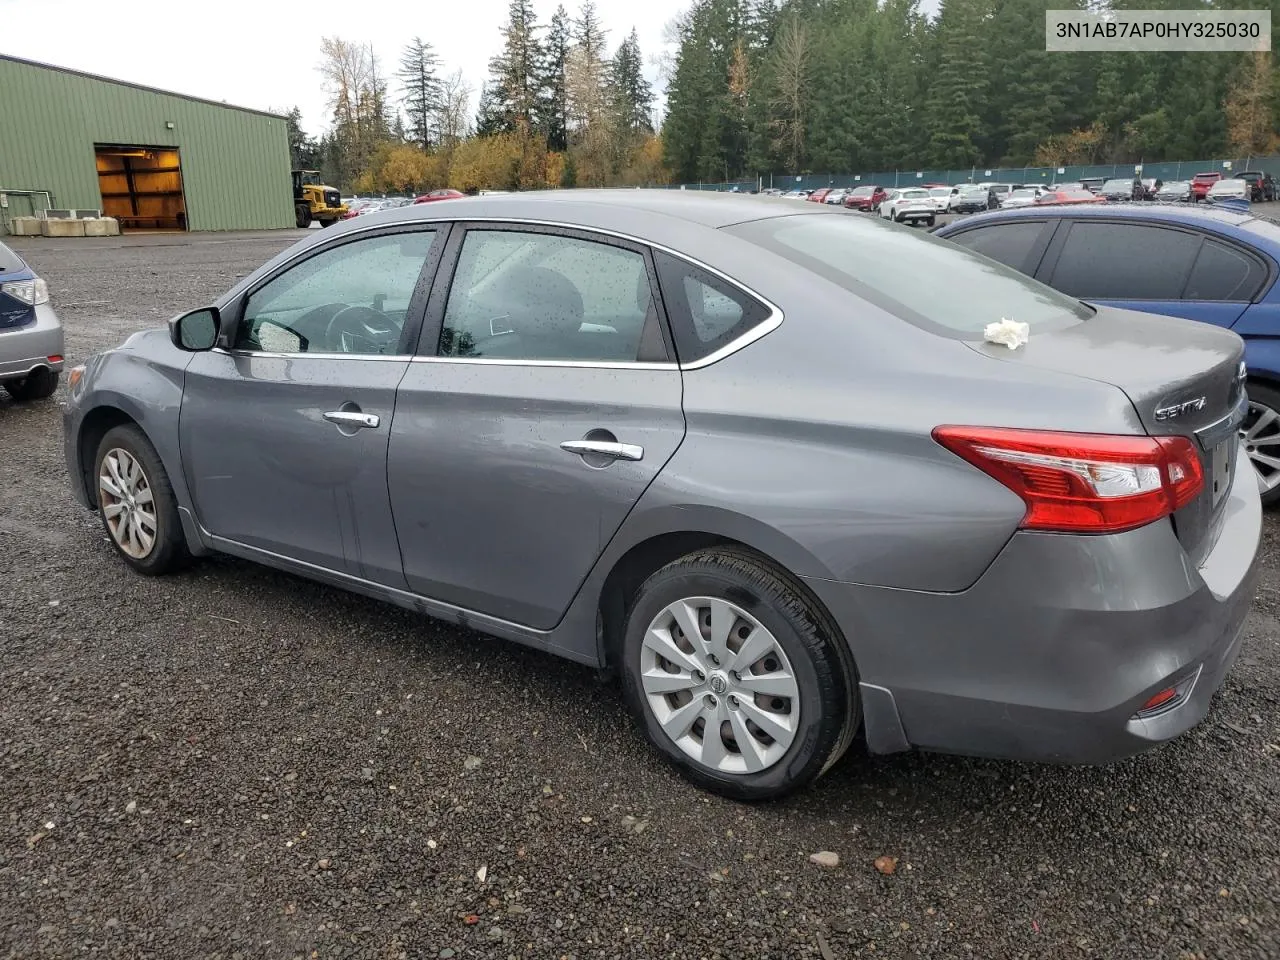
<box><xmin>95</xmin><ymin>145</ymin><xmax>187</xmax><ymax>231</ymax></box>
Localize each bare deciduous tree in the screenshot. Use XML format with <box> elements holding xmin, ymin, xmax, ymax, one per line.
<box><xmin>769</xmin><ymin>17</ymin><xmax>809</xmax><ymax>173</ymax></box>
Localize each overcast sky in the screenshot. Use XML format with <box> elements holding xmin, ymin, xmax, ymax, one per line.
<box><xmin>0</xmin><ymin>0</ymin><xmax>685</xmax><ymax>136</ymax></box>
<box><xmin>1</xmin><ymin>0</ymin><xmax>940</xmax><ymax>137</ymax></box>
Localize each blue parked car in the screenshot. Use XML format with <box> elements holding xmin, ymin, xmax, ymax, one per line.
<box><xmin>935</xmin><ymin>204</ymin><xmax>1280</xmax><ymax>503</ymax></box>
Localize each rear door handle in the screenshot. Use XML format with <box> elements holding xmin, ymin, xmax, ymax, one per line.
<box><xmin>559</xmin><ymin>440</ymin><xmax>644</xmax><ymax>461</ymax></box>
<box><xmin>323</xmin><ymin>410</ymin><xmax>380</xmax><ymax>429</ymax></box>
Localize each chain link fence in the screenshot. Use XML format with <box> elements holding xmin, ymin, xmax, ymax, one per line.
<box><xmin>668</xmin><ymin>156</ymin><xmax>1280</xmax><ymax>192</ymax></box>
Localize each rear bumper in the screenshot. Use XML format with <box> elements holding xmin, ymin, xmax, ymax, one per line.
<box><xmin>0</xmin><ymin>303</ymin><xmax>63</xmax><ymax>380</ymax></box>
<box><xmin>805</xmin><ymin>443</ymin><xmax>1261</xmax><ymax>763</ymax></box>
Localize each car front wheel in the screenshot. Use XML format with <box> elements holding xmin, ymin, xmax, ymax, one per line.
<box><xmin>94</xmin><ymin>425</ymin><xmax>191</xmax><ymax>574</ymax></box>
<box><xmin>620</xmin><ymin>548</ymin><xmax>858</xmax><ymax>800</ymax></box>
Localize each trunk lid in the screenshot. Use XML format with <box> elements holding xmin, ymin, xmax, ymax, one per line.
<box><xmin>967</xmin><ymin>305</ymin><xmax>1246</xmax><ymax>561</ymax></box>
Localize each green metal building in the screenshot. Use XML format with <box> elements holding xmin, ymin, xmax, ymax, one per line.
<box><xmin>0</xmin><ymin>54</ymin><xmax>294</xmax><ymax>233</ymax></box>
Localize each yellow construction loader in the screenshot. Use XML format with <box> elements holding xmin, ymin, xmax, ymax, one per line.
<box><xmin>292</xmin><ymin>170</ymin><xmax>347</xmax><ymax>228</ymax></box>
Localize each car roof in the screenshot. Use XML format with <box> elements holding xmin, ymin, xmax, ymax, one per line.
<box><xmin>354</xmin><ymin>188</ymin><xmax>849</xmax><ymax>232</ymax></box>
<box><xmin>935</xmin><ymin>202</ymin><xmax>1269</xmax><ymax>237</ymax></box>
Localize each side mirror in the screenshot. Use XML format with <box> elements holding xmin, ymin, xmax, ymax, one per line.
<box><xmin>169</xmin><ymin>307</ymin><xmax>220</xmax><ymax>351</ymax></box>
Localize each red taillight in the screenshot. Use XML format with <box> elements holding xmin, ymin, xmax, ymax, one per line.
<box><xmin>932</xmin><ymin>426</ymin><xmax>1203</xmax><ymax>533</ymax></box>
<box><xmin>1141</xmin><ymin>687</ymin><xmax>1178</xmax><ymax>711</ymax></box>
<box><xmin>47</xmin><ymin>354</ymin><xmax>63</xmax><ymax>363</ymax></box>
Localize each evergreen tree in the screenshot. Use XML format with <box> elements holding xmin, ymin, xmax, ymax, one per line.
<box><xmin>483</xmin><ymin>0</ymin><xmax>544</xmax><ymax>133</ymax></box>
<box><xmin>541</xmin><ymin>5</ymin><xmax>573</xmax><ymax>150</ymax></box>
<box><xmin>282</xmin><ymin>107</ymin><xmax>321</xmax><ymax>169</ymax></box>
<box><xmin>398</xmin><ymin>37</ymin><xmax>441</xmax><ymax>149</ymax></box>
<box><xmin>611</xmin><ymin>28</ymin><xmax>654</xmax><ymax>133</ymax></box>
<box><xmin>923</xmin><ymin>0</ymin><xmax>992</xmax><ymax>167</ymax></box>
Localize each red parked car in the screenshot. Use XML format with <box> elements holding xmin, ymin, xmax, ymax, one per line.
<box><xmin>807</xmin><ymin>188</ymin><xmax>833</xmax><ymax>203</ymax></box>
<box><xmin>413</xmin><ymin>189</ymin><xmax>465</xmax><ymax>204</ymax></box>
<box><xmin>1191</xmin><ymin>172</ymin><xmax>1222</xmax><ymax>202</ymax></box>
<box><xmin>1034</xmin><ymin>189</ymin><xmax>1107</xmax><ymax>206</ymax></box>
<box><xmin>843</xmin><ymin>185</ymin><xmax>888</xmax><ymax>211</ymax></box>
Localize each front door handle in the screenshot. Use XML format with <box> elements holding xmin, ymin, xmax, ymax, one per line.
<box><xmin>323</xmin><ymin>410</ymin><xmax>380</xmax><ymax>429</ymax></box>
<box><xmin>560</xmin><ymin>439</ymin><xmax>644</xmax><ymax>462</ymax></box>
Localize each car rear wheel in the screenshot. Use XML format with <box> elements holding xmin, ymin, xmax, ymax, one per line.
<box><xmin>1241</xmin><ymin>381</ymin><xmax>1280</xmax><ymax>506</ymax></box>
<box><xmin>94</xmin><ymin>425</ymin><xmax>191</xmax><ymax>574</ymax></box>
<box><xmin>4</xmin><ymin>367</ymin><xmax>59</xmax><ymax>401</ymax></box>
<box><xmin>620</xmin><ymin>548</ymin><xmax>858</xmax><ymax>800</ymax></box>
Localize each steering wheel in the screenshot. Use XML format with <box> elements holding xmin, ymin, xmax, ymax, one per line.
<box><xmin>324</xmin><ymin>305</ymin><xmax>398</xmax><ymax>354</ymax></box>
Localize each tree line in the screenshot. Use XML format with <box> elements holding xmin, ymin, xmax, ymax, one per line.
<box><xmin>285</xmin><ymin>0</ymin><xmax>668</xmax><ymax>195</ymax></box>
<box><xmin>662</xmin><ymin>0</ymin><xmax>1280</xmax><ymax>184</ymax></box>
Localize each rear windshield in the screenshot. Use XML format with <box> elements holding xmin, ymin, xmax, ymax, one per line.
<box><xmin>900</xmin><ymin>189</ymin><xmax>929</xmax><ymax>199</ymax></box>
<box><xmin>727</xmin><ymin>214</ymin><xmax>1092</xmax><ymax>337</ymax></box>
<box><xmin>1010</xmin><ymin>189</ymin><xmax>1037</xmax><ymax>198</ymax></box>
<box><xmin>959</xmin><ymin>187</ymin><xmax>987</xmax><ymax>195</ymax></box>
<box><xmin>1101</xmin><ymin>179</ymin><xmax>1132</xmax><ymax>190</ymax></box>
<box><xmin>850</xmin><ymin>186</ymin><xmax>875</xmax><ymax>196</ymax></box>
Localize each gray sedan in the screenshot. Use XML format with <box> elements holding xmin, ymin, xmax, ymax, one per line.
<box><xmin>63</xmin><ymin>192</ymin><xmax>1260</xmax><ymax>798</ymax></box>
<box><xmin>0</xmin><ymin>238</ymin><xmax>64</xmax><ymax>401</ymax></box>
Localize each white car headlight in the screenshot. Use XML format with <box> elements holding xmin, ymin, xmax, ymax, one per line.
<box><xmin>1</xmin><ymin>277</ymin><xmax>49</xmax><ymax>306</ymax></box>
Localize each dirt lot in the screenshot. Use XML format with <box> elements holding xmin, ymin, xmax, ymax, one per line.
<box><xmin>2</xmin><ymin>229</ymin><xmax>1279</xmax><ymax>960</ymax></box>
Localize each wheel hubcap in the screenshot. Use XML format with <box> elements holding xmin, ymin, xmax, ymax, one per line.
<box><xmin>98</xmin><ymin>448</ymin><xmax>157</xmax><ymax>559</ymax></box>
<box><xmin>640</xmin><ymin>596</ymin><xmax>800</xmax><ymax>775</ymax></box>
<box><xmin>1240</xmin><ymin>400</ymin><xmax>1280</xmax><ymax>493</ymax></box>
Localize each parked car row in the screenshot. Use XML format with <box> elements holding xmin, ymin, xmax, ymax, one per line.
<box><xmin>777</xmin><ymin>170</ymin><xmax>1277</xmax><ymax>218</ymax></box>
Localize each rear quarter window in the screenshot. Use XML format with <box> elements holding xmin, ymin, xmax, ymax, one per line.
<box><xmin>946</xmin><ymin>221</ymin><xmax>1053</xmax><ymax>274</ymax></box>
<box><xmin>726</xmin><ymin>214</ymin><xmax>1090</xmax><ymax>337</ymax></box>
<box><xmin>1046</xmin><ymin>222</ymin><xmax>1204</xmax><ymax>300</ymax></box>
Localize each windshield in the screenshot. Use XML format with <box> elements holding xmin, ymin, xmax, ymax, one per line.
<box><xmin>960</xmin><ymin>187</ymin><xmax>987</xmax><ymax>196</ymax></box>
<box><xmin>1161</xmin><ymin>181</ymin><xmax>1189</xmax><ymax>192</ymax></box>
<box><xmin>727</xmin><ymin>214</ymin><xmax>1091</xmax><ymax>337</ymax></box>
<box><xmin>1210</xmin><ymin>180</ymin><xmax>1245</xmax><ymax>193</ymax></box>
<box><xmin>1101</xmin><ymin>179</ymin><xmax>1131</xmax><ymax>191</ymax></box>
<box><xmin>928</xmin><ymin>187</ymin><xmax>951</xmax><ymax>197</ymax></box>
<box><xmin>1009</xmin><ymin>189</ymin><xmax>1037</xmax><ymax>199</ymax></box>
<box><xmin>850</xmin><ymin>187</ymin><xmax>874</xmax><ymax>196</ymax></box>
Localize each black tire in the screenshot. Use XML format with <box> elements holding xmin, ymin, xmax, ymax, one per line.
<box><xmin>295</xmin><ymin>203</ymin><xmax>312</xmax><ymax>229</ymax></box>
<box><xmin>926</xmin><ymin>216</ymin><xmax>936</xmax><ymax>227</ymax></box>
<box><xmin>4</xmin><ymin>367</ymin><xmax>59</xmax><ymax>401</ymax></box>
<box><xmin>620</xmin><ymin>548</ymin><xmax>858</xmax><ymax>800</ymax></box>
<box><xmin>93</xmin><ymin>424</ymin><xmax>191</xmax><ymax>575</ymax></box>
<box><xmin>1243</xmin><ymin>381</ymin><xmax>1280</xmax><ymax>508</ymax></box>
<box><xmin>319</xmin><ymin>218</ymin><xmax>336</xmax><ymax>228</ymax></box>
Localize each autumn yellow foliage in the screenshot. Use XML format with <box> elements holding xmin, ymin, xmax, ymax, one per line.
<box><xmin>353</xmin><ymin>132</ymin><xmax>668</xmax><ymax>197</ymax></box>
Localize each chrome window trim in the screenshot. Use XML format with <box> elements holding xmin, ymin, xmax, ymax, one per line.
<box><xmin>267</xmin><ymin>215</ymin><xmax>784</xmax><ymax>371</ymax></box>
<box><xmin>410</xmin><ymin>356</ymin><xmax>678</xmax><ymax>370</ymax></box>
<box><xmin>212</xmin><ymin>347</ymin><xmax>412</xmax><ymax>362</ymax></box>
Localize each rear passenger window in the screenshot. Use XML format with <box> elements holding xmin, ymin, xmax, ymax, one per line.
<box><xmin>1049</xmin><ymin>222</ymin><xmax>1200</xmax><ymax>300</ymax></box>
<box><xmin>949</xmin><ymin>222</ymin><xmax>1050</xmax><ymax>274</ymax></box>
<box><xmin>438</xmin><ymin>229</ymin><xmax>663</xmax><ymax>363</ymax></box>
<box><xmin>1184</xmin><ymin>240</ymin><xmax>1263</xmax><ymax>301</ymax></box>
<box><xmin>654</xmin><ymin>251</ymin><xmax>772</xmax><ymax>363</ymax></box>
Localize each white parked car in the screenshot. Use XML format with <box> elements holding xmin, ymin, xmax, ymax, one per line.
<box><xmin>1001</xmin><ymin>187</ymin><xmax>1046</xmax><ymax>209</ymax></box>
<box><xmin>1207</xmin><ymin>178</ymin><xmax>1249</xmax><ymax>203</ymax></box>
<box><xmin>926</xmin><ymin>186</ymin><xmax>955</xmax><ymax>212</ymax></box>
<box><xmin>879</xmin><ymin>188</ymin><xmax>937</xmax><ymax>225</ymax></box>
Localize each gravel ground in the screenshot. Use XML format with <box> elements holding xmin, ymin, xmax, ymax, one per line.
<box><xmin>1</xmin><ymin>229</ymin><xmax>1278</xmax><ymax>960</ymax></box>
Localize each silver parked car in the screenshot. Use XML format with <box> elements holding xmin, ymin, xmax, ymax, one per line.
<box><xmin>0</xmin><ymin>239</ymin><xmax>64</xmax><ymax>401</ymax></box>
<box><xmin>63</xmin><ymin>192</ymin><xmax>1260</xmax><ymax>799</ymax></box>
